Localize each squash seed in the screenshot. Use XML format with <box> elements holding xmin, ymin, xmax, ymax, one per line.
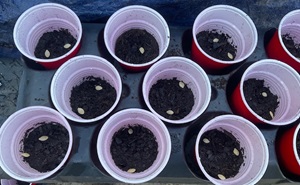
<box><xmin>77</xmin><ymin>107</ymin><xmax>85</xmax><ymax>115</ymax></box>
<box><xmin>128</xmin><ymin>128</ymin><xmax>133</xmax><ymax>135</ymax></box>
<box><xmin>179</xmin><ymin>81</ymin><xmax>185</xmax><ymax>88</ymax></box>
<box><xmin>166</xmin><ymin>110</ymin><xmax>174</xmax><ymax>115</ymax></box>
<box><xmin>227</xmin><ymin>52</ymin><xmax>233</xmax><ymax>60</ymax></box>
<box><xmin>203</xmin><ymin>138</ymin><xmax>210</xmax><ymax>144</ymax></box>
<box><xmin>39</xmin><ymin>136</ymin><xmax>49</xmax><ymax>141</ymax></box>
<box><xmin>218</xmin><ymin>174</ymin><xmax>226</xmax><ymax>180</ymax></box>
<box><xmin>233</xmin><ymin>148</ymin><xmax>239</xmax><ymax>156</ymax></box>
<box><xmin>64</xmin><ymin>43</ymin><xmax>71</xmax><ymax>49</ymax></box>
<box><xmin>139</xmin><ymin>47</ymin><xmax>145</xmax><ymax>54</ymax></box>
<box><xmin>213</xmin><ymin>38</ymin><xmax>219</xmax><ymax>43</ymax></box>
<box><xmin>95</xmin><ymin>85</ymin><xmax>103</xmax><ymax>91</ymax></box>
<box><xmin>269</xmin><ymin>111</ymin><xmax>274</xmax><ymax>119</ymax></box>
<box><xmin>127</xmin><ymin>168</ymin><xmax>136</xmax><ymax>173</ymax></box>
<box><xmin>21</xmin><ymin>153</ymin><xmax>30</xmax><ymax>157</ymax></box>
<box><xmin>261</xmin><ymin>92</ymin><xmax>267</xmax><ymax>97</ymax></box>
<box><xmin>45</xmin><ymin>50</ymin><xmax>50</xmax><ymax>58</ymax></box>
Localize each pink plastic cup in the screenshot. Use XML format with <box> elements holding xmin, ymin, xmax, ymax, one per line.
<box><xmin>104</xmin><ymin>5</ymin><xmax>170</xmax><ymax>72</ymax></box>
<box><xmin>142</xmin><ymin>56</ymin><xmax>211</xmax><ymax>124</ymax></box>
<box><xmin>266</xmin><ymin>10</ymin><xmax>300</xmax><ymax>72</ymax></box>
<box><xmin>97</xmin><ymin>108</ymin><xmax>171</xmax><ymax>184</ymax></box>
<box><xmin>50</xmin><ymin>55</ymin><xmax>122</xmax><ymax>123</ymax></box>
<box><xmin>231</xmin><ymin>59</ymin><xmax>300</xmax><ymax>125</ymax></box>
<box><xmin>195</xmin><ymin>115</ymin><xmax>269</xmax><ymax>185</ymax></box>
<box><xmin>13</xmin><ymin>3</ymin><xmax>82</xmax><ymax>70</ymax></box>
<box><xmin>0</xmin><ymin>106</ymin><xmax>73</xmax><ymax>182</ymax></box>
<box><xmin>191</xmin><ymin>5</ymin><xmax>257</xmax><ymax>72</ymax></box>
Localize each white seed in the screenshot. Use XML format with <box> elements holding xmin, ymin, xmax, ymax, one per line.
<box><xmin>227</xmin><ymin>52</ymin><xmax>233</xmax><ymax>60</ymax></box>
<box><xmin>166</xmin><ymin>110</ymin><xmax>174</xmax><ymax>115</ymax></box>
<box><xmin>21</xmin><ymin>153</ymin><xmax>30</xmax><ymax>157</ymax></box>
<box><xmin>127</xmin><ymin>168</ymin><xmax>136</xmax><ymax>173</ymax></box>
<box><xmin>45</xmin><ymin>50</ymin><xmax>50</xmax><ymax>58</ymax></box>
<box><xmin>95</xmin><ymin>85</ymin><xmax>103</xmax><ymax>91</ymax></box>
<box><xmin>64</xmin><ymin>43</ymin><xmax>71</xmax><ymax>49</ymax></box>
<box><xmin>233</xmin><ymin>148</ymin><xmax>239</xmax><ymax>156</ymax></box>
<box><xmin>213</xmin><ymin>38</ymin><xmax>219</xmax><ymax>43</ymax></box>
<box><xmin>77</xmin><ymin>107</ymin><xmax>85</xmax><ymax>115</ymax></box>
<box><xmin>128</xmin><ymin>128</ymin><xmax>133</xmax><ymax>135</ymax></box>
<box><xmin>179</xmin><ymin>81</ymin><xmax>185</xmax><ymax>88</ymax></box>
<box><xmin>261</xmin><ymin>92</ymin><xmax>267</xmax><ymax>97</ymax></box>
<box><xmin>203</xmin><ymin>138</ymin><xmax>210</xmax><ymax>144</ymax></box>
<box><xmin>218</xmin><ymin>174</ymin><xmax>226</xmax><ymax>180</ymax></box>
<box><xmin>139</xmin><ymin>47</ymin><xmax>145</xmax><ymax>54</ymax></box>
<box><xmin>39</xmin><ymin>136</ymin><xmax>49</xmax><ymax>141</ymax></box>
<box><xmin>269</xmin><ymin>111</ymin><xmax>274</xmax><ymax>119</ymax></box>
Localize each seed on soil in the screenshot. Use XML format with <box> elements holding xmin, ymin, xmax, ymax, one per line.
<box><xmin>203</xmin><ymin>138</ymin><xmax>210</xmax><ymax>144</ymax></box>
<box><xmin>269</xmin><ymin>111</ymin><xmax>274</xmax><ymax>119</ymax></box>
<box><xmin>38</xmin><ymin>136</ymin><xmax>49</xmax><ymax>141</ymax></box>
<box><xmin>179</xmin><ymin>81</ymin><xmax>185</xmax><ymax>88</ymax></box>
<box><xmin>127</xmin><ymin>168</ymin><xmax>136</xmax><ymax>173</ymax></box>
<box><xmin>95</xmin><ymin>85</ymin><xmax>103</xmax><ymax>91</ymax></box>
<box><xmin>21</xmin><ymin>153</ymin><xmax>30</xmax><ymax>157</ymax></box>
<box><xmin>128</xmin><ymin>128</ymin><xmax>133</xmax><ymax>135</ymax></box>
<box><xmin>233</xmin><ymin>148</ymin><xmax>239</xmax><ymax>156</ymax></box>
<box><xmin>64</xmin><ymin>43</ymin><xmax>71</xmax><ymax>49</ymax></box>
<box><xmin>166</xmin><ymin>110</ymin><xmax>174</xmax><ymax>115</ymax></box>
<box><xmin>261</xmin><ymin>92</ymin><xmax>267</xmax><ymax>97</ymax></box>
<box><xmin>139</xmin><ymin>47</ymin><xmax>145</xmax><ymax>54</ymax></box>
<box><xmin>218</xmin><ymin>174</ymin><xmax>226</xmax><ymax>180</ymax></box>
<box><xmin>227</xmin><ymin>52</ymin><xmax>233</xmax><ymax>60</ymax></box>
<box><xmin>77</xmin><ymin>107</ymin><xmax>85</xmax><ymax>115</ymax></box>
<box><xmin>213</xmin><ymin>38</ymin><xmax>219</xmax><ymax>43</ymax></box>
<box><xmin>45</xmin><ymin>50</ymin><xmax>50</xmax><ymax>58</ymax></box>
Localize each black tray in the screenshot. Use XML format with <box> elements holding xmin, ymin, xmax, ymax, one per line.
<box><xmin>9</xmin><ymin>23</ymin><xmax>299</xmax><ymax>184</ymax></box>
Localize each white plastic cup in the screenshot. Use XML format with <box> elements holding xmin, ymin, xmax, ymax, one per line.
<box><xmin>0</xmin><ymin>106</ymin><xmax>73</xmax><ymax>182</ymax></box>
<box><xmin>142</xmin><ymin>56</ymin><xmax>211</xmax><ymax>124</ymax></box>
<box><xmin>231</xmin><ymin>59</ymin><xmax>300</xmax><ymax>125</ymax></box>
<box><xmin>50</xmin><ymin>55</ymin><xmax>122</xmax><ymax>123</ymax></box>
<box><xmin>13</xmin><ymin>3</ymin><xmax>82</xmax><ymax>69</ymax></box>
<box><xmin>191</xmin><ymin>5</ymin><xmax>257</xmax><ymax>72</ymax></box>
<box><xmin>195</xmin><ymin>115</ymin><xmax>269</xmax><ymax>185</ymax></box>
<box><xmin>97</xmin><ymin>108</ymin><xmax>171</xmax><ymax>184</ymax></box>
<box><xmin>104</xmin><ymin>5</ymin><xmax>170</xmax><ymax>71</ymax></box>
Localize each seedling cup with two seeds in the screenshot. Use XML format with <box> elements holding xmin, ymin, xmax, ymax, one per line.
<box><xmin>142</xmin><ymin>56</ymin><xmax>211</xmax><ymax>124</ymax></box>
<box><xmin>50</xmin><ymin>55</ymin><xmax>122</xmax><ymax>123</ymax></box>
<box><xmin>191</xmin><ymin>5</ymin><xmax>257</xmax><ymax>73</ymax></box>
<box><xmin>104</xmin><ymin>5</ymin><xmax>170</xmax><ymax>72</ymax></box>
<box><xmin>230</xmin><ymin>59</ymin><xmax>300</xmax><ymax>125</ymax></box>
<box><xmin>195</xmin><ymin>115</ymin><xmax>269</xmax><ymax>185</ymax></box>
<box><xmin>0</xmin><ymin>106</ymin><xmax>73</xmax><ymax>182</ymax></box>
<box><xmin>13</xmin><ymin>3</ymin><xmax>82</xmax><ymax>69</ymax></box>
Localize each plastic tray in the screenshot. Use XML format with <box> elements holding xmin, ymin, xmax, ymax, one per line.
<box><xmin>9</xmin><ymin>23</ymin><xmax>299</xmax><ymax>184</ymax></box>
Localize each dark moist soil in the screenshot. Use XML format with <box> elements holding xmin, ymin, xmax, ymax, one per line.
<box><xmin>282</xmin><ymin>34</ymin><xmax>300</xmax><ymax>58</ymax></box>
<box><xmin>243</xmin><ymin>78</ymin><xmax>279</xmax><ymax>120</ymax></box>
<box><xmin>34</xmin><ymin>28</ymin><xmax>77</xmax><ymax>59</ymax></box>
<box><xmin>70</xmin><ymin>76</ymin><xmax>117</xmax><ymax>119</ymax></box>
<box><xmin>20</xmin><ymin>122</ymin><xmax>69</xmax><ymax>173</ymax></box>
<box><xmin>196</xmin><ymin>30</ymin><xmax>237</xmax><ymax>61</ymax></box>
<box><xmin>110</xmin><ymin>124</ymin><xmax>158</xmax><ymax>173</ymax></box>
<box><xmin>149</xmin><ymin>78</ymin><xmax>194</xmax><ymax>120</ymax></box>
<box><xmin>199</xmin><ymin>129</ymin><xmax>244</xmax><ymax>180</ymax></box>
<box><xmin>115</xmin><ymin>29</ymin><xmax>159</xmax><ymax>64</ymax></box>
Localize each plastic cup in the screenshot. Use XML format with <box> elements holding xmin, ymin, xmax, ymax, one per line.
<box><xmin>96</xmin><ymin>108</ymin><xmax>171</xmax><ymax>184</ymax></box>
<box><xmin>195</xmin><ymin>115</ymin><xmax>269</xmax><ymax>185</ymax></box>
<box><xmin>13</xmin><ymin>3</ymin><xmax>82</xmax><ymax>70</ymax></box>
<box><xmin>50</xmin><ymin>55</ymin><xmax>122</xmax><ymax>123</ymax></box>
<box><xmin>276</xmin><ymin>123</ymin><xmax>300</xmax><ymax>175</ymax></box>
<box><xmin>142</xmin><ymin>56</ymin><xmax>211</xmax><ymax>124</ymax></box>
<box><xmin>191</xmin><ymin>5</ymin><xmax>257</xmax><ymax>72</ymax></box>
<box><xmin>266</xmin><ymin>10</ymin><xmax>300</xmax><ymax>72</ymax></box>
<box><xmin>230</xmin><ymin>59</ymin><xmax>300</xmax><ymax>125</ymax></box>
<box><xmin>0</xmin><ymin>106</ymin><xmax>73</xmax><ymax>182</ymax></box>
<box><xmin>104</xmin><ymin>5</ymin><xmax>170</xmax><ymax>72</ymax></box>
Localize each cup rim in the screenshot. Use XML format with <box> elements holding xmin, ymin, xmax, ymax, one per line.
<box><xmin>13</xmin><ymin>3</ymin><xmax>83</xmax><ymax>63</ymax></box>
<box><xmin>293</xmin><ymin>123</ymin><xmax>300</xmax><ymax>166</ymax></box>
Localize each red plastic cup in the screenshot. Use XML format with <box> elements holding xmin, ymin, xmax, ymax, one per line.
<box><xmin>191</xmin><ymin>5</ymin><xmax>257</xmax><ymax>72</ymax></box>
<box><xmin>266</xmin><ymin>10</ymin><xmax>300</xmax><ymax>72</ymax></box>
<box><xmin>230</xmin><ymin>59</ymin><xmax>300</xmax><ymax>125</ymax></box>
<box><xmin>13</xmin><ymin>3</ymin><xmax>82</xmax><ymax>70</ymax></box>
<box><xmin>276</xmin><ymin>123</ymin><xmax>300</xmax><ymax>175</ymax></box>
<box><xmin>104</xmin><ymin>5</ymin><xmax>170</xmax><ymax>72</ymax></box>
